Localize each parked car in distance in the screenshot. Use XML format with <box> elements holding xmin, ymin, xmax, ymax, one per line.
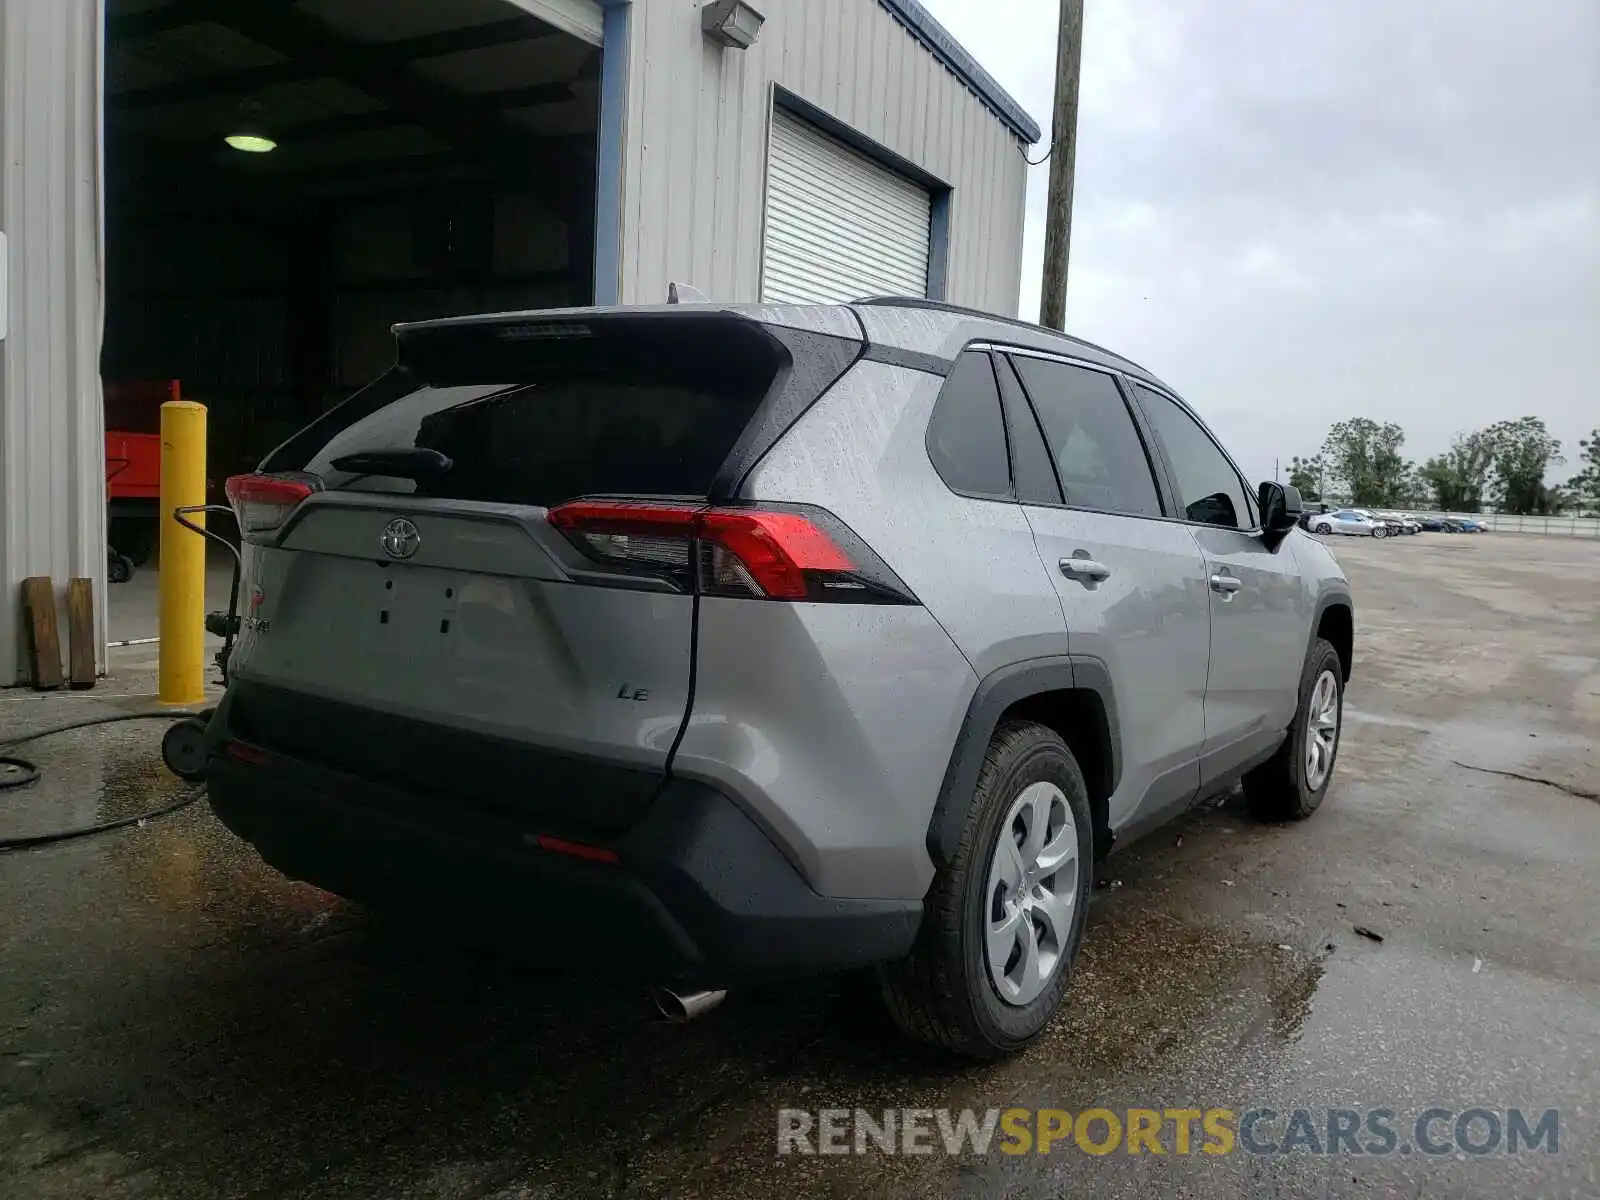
<box><xmin>1416</xmin><ymin>515</ymin><xmax>1447</xmax><ymax>532</ymax></box>
<box><xmin>1296</xmin><ymin>502</ymin><xmax>1331</xmax><ymax>532</ymax></box>
<box><xmin>203</xmin><ymin>296</ymin><xmax>1355</xmax><ymax>1060</ymax></box>
<box><xmin>1458</xmin><ymin>518</ymin><xmax>1489</xmax><ymax>533</ymax></box>
<box><xmin>1310</xmin><ymin>509</ymin><xmax>1386</xmax><ymax>537</ymax></box>
<box><xmin>1355</xmin><ymin>510</ymin><xmax>1405</xmax><ymax>536</ymax></box>
<box><xmin>1388</xmin><ymin>513</ymin><xmax>1422</xmax><ymax>535</ymax></box>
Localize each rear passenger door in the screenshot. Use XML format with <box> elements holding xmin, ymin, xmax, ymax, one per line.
<box><xmin>1128</xmin><ymin>383</ymin><xmax>1307</xmax><ymax>785</ymax></box>
<box><xmin>998</xmin><ymin>350</ymin><xmax>1213</xmax><ymax>832</ymax></box>
<box><xmin>916</xmin><ymin>350</ymin><xmax>1084</xmax><ymax>672</ymax></box>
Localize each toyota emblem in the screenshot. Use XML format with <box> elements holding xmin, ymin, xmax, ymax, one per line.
<box><xmin>381</xmin><ymin>517</ymin><xmax>421</xmax><ymax>560</ymax></box>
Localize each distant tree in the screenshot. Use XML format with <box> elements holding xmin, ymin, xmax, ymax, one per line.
<box><xmin>1321</xmin><ymin>419</ymin><xmax>1411</xmax><ymax>507</ymax></box>
<box><xmin>1485</xmin><ymin>417</ymin><xmax>1564</xmax><ymax>514</ymax></box>
<box><xmin>1287</xmin><ymin>454</ymin><xmax>1323</xmax><ymax>501</ymax></box>
<box><xmin>1417</xmin><ymin>430</ymin><xmax>1494</xmax><ymax>512</ymax></box>
<box><xmin>1570</xmin><ymin>429</ymin><xmax>1600</xmax><ymax>510</ymax></box>
<box><xmin>1395</xmin><ymin>464</ymin><xmax>1430</xmax><ymax>508</ymax></box>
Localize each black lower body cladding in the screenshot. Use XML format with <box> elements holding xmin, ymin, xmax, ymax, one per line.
<box><xmin>205</xmin><ymin>687</ymin><xmax>920</xmax><ymax>985</ymax></box>
<box><xmin>224</xmin><ymin>681</ymin><xmax>662</xmax><ymax>836</ymax></box>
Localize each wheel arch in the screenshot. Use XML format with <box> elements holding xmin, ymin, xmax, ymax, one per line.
<box><xmin>926</xmin><ymin>657</ymin><xmax>1120</xmax><ymax>869</ymax></box>
<box><xmin>1312</xmin><ymin>593</ymin><xmax>1354</xmax><ymax>681</ymax></box>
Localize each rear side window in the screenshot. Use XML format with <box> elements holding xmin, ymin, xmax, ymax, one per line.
<box><xmin>926</xmin><ymin>351</ymin><xmax>1012</xmax><ymax>499</ymax></box>
<box><xmin>289</xmin><ymin>314</ymin><xmax>799</xmax><ymax>507</ymax></box>
<box><xmin>1132</xmin><ymin>384</ymin><xmax>1253</xmax><ymax>530</ymax></box>
<box><xmin>1008</xmin><ymin>357</ymin><xmax>1162</xmax><ymax>518</ymax></box>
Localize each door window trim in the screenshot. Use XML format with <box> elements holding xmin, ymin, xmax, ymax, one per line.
<box><xmin>973</xmin><ymin>341</ymin><xmax>1174</xmax><ymax>522</ymax></box>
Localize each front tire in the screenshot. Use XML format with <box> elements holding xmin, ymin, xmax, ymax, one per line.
<box><xmin>1244</xmin><ymin>638</ymin><xmax>1344</xmax><ymax>820</ymax></box>
<box><xmin>1372</xmin><ymin>525</ymin><xmax>1388</xmax><ymax>538</ymax></box>
<box><xmin>879</xmin><ymin>721</ymin><xmax>1093</xmax><ymax>1059</ymax></box>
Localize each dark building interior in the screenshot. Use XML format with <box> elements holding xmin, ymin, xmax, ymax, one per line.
<box><xmin>102</xmin><ymin>0</ymin><xmax>602</xmax><ymax>493</ymax></box>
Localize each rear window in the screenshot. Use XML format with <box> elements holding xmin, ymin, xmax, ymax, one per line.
<box><xmin>286</xmin><ymin>313</ymin><xmax>794</xmax><ymax>507</ymax></box>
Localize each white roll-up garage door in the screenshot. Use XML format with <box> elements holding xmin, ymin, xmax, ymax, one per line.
<box><xmin>760</xmin><ymin>109</ymin><xmax>932</xmax><ymax>305</ymax></box>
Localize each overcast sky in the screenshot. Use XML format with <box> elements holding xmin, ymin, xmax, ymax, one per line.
<box><xmin>919</xmin><ymin>0</ymin><xmax>1599</xmax><ymax>485</ymax></box>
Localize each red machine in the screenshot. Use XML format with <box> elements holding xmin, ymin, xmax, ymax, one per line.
<box><xmin>106</xmin><ymin>430</ymin><xmax>161</xmax><ymax>500</ymax></box>
<box><xmin>104</xmin><ymin>380</ymin><xmax>179</xmax><ymax>580</ymax></box>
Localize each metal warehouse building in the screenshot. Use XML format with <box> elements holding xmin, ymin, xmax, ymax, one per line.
<box><xmin>0</xmin><ymin>0</ymin><xmax>1038</xmax><ymax>682</ymax></box>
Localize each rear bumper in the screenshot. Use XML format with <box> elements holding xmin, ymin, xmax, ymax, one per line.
<box><xmin>205</xmin><ymin>715</ymin><xmax>921</xmax><ymax>987</ymax></box>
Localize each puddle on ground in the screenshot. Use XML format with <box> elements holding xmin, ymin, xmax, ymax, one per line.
<box><xmin>0</xmin><ymin>719</ymin><xmax>186</xmax><ymax>842</ymax></box>
<box><xmin>614</xmin><ymin>907</ymin><xmax>1333</xmax><ymax>1200</ymax></box>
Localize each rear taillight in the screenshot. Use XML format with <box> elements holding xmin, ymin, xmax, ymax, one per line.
<box><xmin>225</xmin><ymin>472</ymin><xmax>320</xmax><ymax>535</ymax></box>
<box><xmin>547</xmin><ymin>499</ymin><xmax>916</xmax><ymax>604</ymax></box>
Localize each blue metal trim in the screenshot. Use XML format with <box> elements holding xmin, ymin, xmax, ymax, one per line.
<box><xmin>927</xmin><ymin>189</ymin><xmax>950</xmax><ymax>300</ymax></box>
<box><xmin>593</xmin><ymin>0</ymin><xmax>631</xmax><ymax>304</ymax></box>
<box><xmin>877</xmin><ymin>0</ymin><xmax>1041</xmax><ymax>144</ymax></box>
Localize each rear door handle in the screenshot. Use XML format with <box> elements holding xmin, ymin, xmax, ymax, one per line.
<box><xmin>1059</xmin><ymin>557</ymin><xmax>1111</xmax><ymax>583</ymax></box>
<box><xmin>1209</xmin><ymin>573</ymin><xmax>1243</xmax><ymax>597</ymax></box>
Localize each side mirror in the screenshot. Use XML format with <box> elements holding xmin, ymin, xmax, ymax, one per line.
<box><xmin>1259</xmin><ymin>481</ymin><xmax>1302</xmax><ymax>547</ymax></box>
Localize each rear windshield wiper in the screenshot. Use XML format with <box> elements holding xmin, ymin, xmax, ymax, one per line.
<box><xmin>327</xmin><ymin>447</ymin><xmax>453</xmax><ymax>482</ymax></box>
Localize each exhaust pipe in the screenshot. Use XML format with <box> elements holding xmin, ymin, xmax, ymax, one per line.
<box><xmin>653</xmin><ymin>986</ymin><xmax>727</xmax><ymax>1023</ymax></box>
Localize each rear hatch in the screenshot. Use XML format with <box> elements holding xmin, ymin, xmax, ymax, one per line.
<box><xmin>223</xmin><ymin>309</ymin><xmax>861</xmax><ymax>834</ymax></box>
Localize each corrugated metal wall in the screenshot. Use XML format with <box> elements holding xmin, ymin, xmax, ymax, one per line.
<box><xmin>0</xmin><ymin>0</ymin><xmax>108</xmax><ymax>683</ymax></box>
<box><xmin>616</xmin><ymin>0</ymin><xmax>1029</xmax><ymax>315</ymax></box>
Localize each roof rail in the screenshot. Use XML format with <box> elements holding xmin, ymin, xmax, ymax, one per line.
<box><xmin>850</xmin><ymin>296</ymin><xmax>1143</xmax><ymax>375</ymax></box>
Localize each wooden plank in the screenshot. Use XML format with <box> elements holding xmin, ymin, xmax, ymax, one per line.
<box><xmin>67</xmin><ymin>578</ymin><xmax>96</xmax><ymax>689</ymax></box>
<box><xmin>21</xmin><ymin>577</ymin><xmax>64</xmax><ymax>691</ymax></box>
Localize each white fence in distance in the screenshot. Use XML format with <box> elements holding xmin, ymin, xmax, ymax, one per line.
<box><xmin>1424</xmin><ymin>512</ymin><xmax>1600</xmax><ymax>538</ymax></box>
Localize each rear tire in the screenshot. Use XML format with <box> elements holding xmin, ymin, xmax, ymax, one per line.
<box><xmin>1244</xmin><ymin>638</ymin><xmax>1344</xmax><ymax>821</ymax></box>
<box><xmin>1315</xmin><ymin>522</ymin><xmax>1333</xmax><ymax>535</ymax></box>
<box><xmin>879</xmin><ymin>721</ymin><xmax>1093</xmax><ymax>1059</ymax></box>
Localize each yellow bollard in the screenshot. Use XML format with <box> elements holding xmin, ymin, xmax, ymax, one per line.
<box><xmin>158</xmin><ymin>400</ymin><xmax>207</xmax><ymax>705</ymax></box>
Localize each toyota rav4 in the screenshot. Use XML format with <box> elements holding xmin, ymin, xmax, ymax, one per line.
<box><xmin>205</xmin><ymin>297</ymin><xmax>1354</xmax><ymax>1059</ymax></box>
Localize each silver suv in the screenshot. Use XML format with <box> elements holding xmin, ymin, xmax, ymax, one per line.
<box><xmin>206</xmin><ymin>298</ymin><xmax>1353</xmax><ymax>1059</ymax></box>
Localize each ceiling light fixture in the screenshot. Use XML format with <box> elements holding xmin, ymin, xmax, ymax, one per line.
<box><xmin>225</xmin><ymin>101</ymin><xmax>276</xmax><ymax>153</ymax></box>
<box><xmin>224</xmin><ymin>132</ymin><xmax>277</xmax><ymax>153</ymax></box>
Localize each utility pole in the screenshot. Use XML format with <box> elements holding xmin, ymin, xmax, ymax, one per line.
<box><xmin>1038</xmin><ymin>0</ymin><xmax>1085</xmax><ymax>331</ymax></box>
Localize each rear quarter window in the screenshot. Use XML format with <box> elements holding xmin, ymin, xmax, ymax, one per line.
<box><xmin>926</xmin><ymin>351</ymin><xmax>1012</xmax><ymax>499</ymax></box>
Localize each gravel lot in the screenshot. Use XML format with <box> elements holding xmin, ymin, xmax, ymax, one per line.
<box><xmin>3</xmin><ymin>531</ymin><xmax>1596</xmax><ymax>1198</ymax></box>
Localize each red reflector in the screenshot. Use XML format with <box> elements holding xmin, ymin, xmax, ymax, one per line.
<box><xmin>535</xmin><ymin>834</ymin><xmax>620</xmax><ymax>864</ymax></box>
<box><xmin>224</xmin><ymin>741</ymin><xmax>268</xmax><ymax>766</ymax></box>
<box><xmin>225</xmin><ymin>473</ymin><xmax>316</xmax><ymax>506</ymax></box>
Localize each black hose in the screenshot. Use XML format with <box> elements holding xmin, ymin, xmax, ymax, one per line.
<box><xmin>0</xmin><ymin>712</ymin><xmax>207</xmax><ymax>851</ymax></box>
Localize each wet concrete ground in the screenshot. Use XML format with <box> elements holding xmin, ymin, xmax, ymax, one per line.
<box><xmin>3</xmin><ymin>533</ymin><xmax>1596</xmax><ymax>1198</ymax></box>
